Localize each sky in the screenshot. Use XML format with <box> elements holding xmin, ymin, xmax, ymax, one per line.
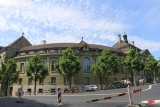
<box><xmin>0</xmin><ymin>0</ymin><xmax>160</xmax><ymax>59</ymax></box>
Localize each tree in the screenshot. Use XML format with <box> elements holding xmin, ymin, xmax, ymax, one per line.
<box><xmin>0</xmin><ymin>59</ymin><xmax>19</xmax><ymax>96</ymax></box>
<box><xmin>56</xmin><ymin>47</ymin><xmax>80</xmax><ymax>91</ymax></box>
<box><xmin>144</xmin><ymin>55</ymin><xmax>158</xmax><ymax>83</ymax></box>
<box><xmin>124</xmin><ymin>48</ymin><xmax>144</xmax><ymax>85</ymax></box>
<box><xmin>26</xmin><ymin>54</ymin><xmax>48</xmax><ymax>94</ymax></box>
<box><xmin>157</xmin><ymin>60</ymin><xmax>160</xmax><ymax>76</ymax></box>
<box><xmin>92</xmin><ymin>48</ymin><xmax>119</xmax><ymax>89</ymax></box>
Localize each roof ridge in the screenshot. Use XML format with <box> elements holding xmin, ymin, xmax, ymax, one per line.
<box><xmin>7</xmin><ymin>33</ymin><xmax>32</xmax><ymax>49</ymax></box>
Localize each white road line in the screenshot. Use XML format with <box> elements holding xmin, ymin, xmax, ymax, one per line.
<box><xmin>62</xmin><ymin>93</ymin><xmax>120</xmax><ymax>96</ymax></box>
<box><xmin>142</xmin><ymin>84</ymin><xmax>156</xmax><ymax>92</ymax></box>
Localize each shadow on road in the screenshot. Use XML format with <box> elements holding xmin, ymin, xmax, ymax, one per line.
<box><xmin>0</xmin><ymin>97</ymin><xmax>48</xmax><ymax>107</ymax></box>
<box><xmin>0</xmin><ymin>97</ymin><xmax>158</xmax><ymax>107</ymax></box>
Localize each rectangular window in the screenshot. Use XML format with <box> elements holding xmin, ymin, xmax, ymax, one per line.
<box><xmin>20</xmin><ymin>63</ymin><xmax>25</xmax><ymax>73</ymax></box>
<box><xmin>18</xmin><ymin>78</ymin><xmax>22</xmax><ymax>85</ymax></box>
<box><xmin>64</xmin><ymin>77</ymin><xmax>69</xmax><ymax>85</ymax></box>
<box><xmin>84</xmin><ymin>77</ymin><xmax>90</xmax><ymax>85</ymax></box>
<box><xmin>28</xmin><ymin>78</ymin><xmax>32</xmax><ymax>85</ymax></box>
<box><xmin>27</xmin><ymin>88</ymin><xmax>32</xmax><ymax>93</ymax></box>
<box><xmin>39</xmin><ymin>78</ymin><xmax>44</xmax><ymax>84</ymax></box>
<box><xmin>51</xmin><ymin>60</ymin><xmax>56</xmax><ymax>72</ymax></box>
<box><xmin>39</xmin><ymin>89</ymin><xmax>43</xmax><ymax>93</ymax></box>
<box><xmin>51</xmin><ymin>77</ymin><xmax>56</xmax><ymax>84</ymax></box>
<box><xmin>51</xmin><ymin>88</ymin><xmax>56</xmax><ymax>93</ymax></box>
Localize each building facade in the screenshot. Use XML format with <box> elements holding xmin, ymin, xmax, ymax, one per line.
<box><xmin>0</xmin><ymin>33</ymin><xmax>151</xmax><ymax>96</ymax></box>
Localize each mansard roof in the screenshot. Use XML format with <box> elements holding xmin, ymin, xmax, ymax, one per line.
<box><xmin>112</xmin><ymin>41</ymin><xmax>141</xmax><ymax>53</ymax></box>
<box><xmin>20</xmin><ymin>41</ymin><xmax>122</xmax><ymax>54</ymax></box>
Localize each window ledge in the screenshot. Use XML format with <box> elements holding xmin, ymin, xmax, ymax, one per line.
<box><xmin>50</xmin><ymin>83</ymin><xmax>56</xmax><ymax>85</ymax></box>
<box><xmin>64</xmin><ymin>83</ymin><xmax>69</xmax><ymax>85</ymax></box>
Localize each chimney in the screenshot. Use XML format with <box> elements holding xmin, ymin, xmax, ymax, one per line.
<box><xmin>123</xmin><ymin>32</ymin><xmax>128</xmax><ymax>43</ymax></box>
<box><xmin>41</xmin><ymin>40</ymin><xmax>46</xmax><ymax>44</ymax></box>
<box><xmin>118</xmin><ymin>34</ymin><xmax>122</xmax><ymax>43</ymax></box>
<box><xmin>132</xmin><ymin>41</ymin><xmax>135</xmax><ymax>46</ymax></box>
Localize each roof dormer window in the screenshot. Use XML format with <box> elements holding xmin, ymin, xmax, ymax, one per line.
<box><xmin>83</xmin><ymin>45</ymin><xmax>89</xmax><ymax>50</ymax></box>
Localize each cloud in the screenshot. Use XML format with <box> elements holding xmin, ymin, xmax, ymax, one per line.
<box><xmin>2</xmin><ymin>0</ymin><xmax>159</xmax><ymax>55</ymax></box>
<box><xmin>0</xmin><ymin>0</ymin><xmax>128</xmax><ymax>45</ymax></box>
<box><xmin>0</xmin><ymin>0</ymin><xmax>160</xmax><ymax>59</ymax></box>
<box><xmin>129</xmin><ymin>36</ymin><xmax>160</xmax><ymax>52</ymax></box>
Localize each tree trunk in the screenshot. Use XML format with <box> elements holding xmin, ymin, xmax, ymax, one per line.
<box><xmin>99</xmin><ymin>75</ymin><xmax>103</xmax><ymax>90</ymax></box>
<box><xmin>34</xmin><ymin>80</ymin><xmax>37</xmax><ymax>95</ymax></box>
<box><xmin>143</xmin><ymin>70</ymin><xmax>146</xmax><ymax>84</ymax></box>
<box><xmin>69</xmin><ymin>76</ymin><xmax>72</xmax><ymax>93</ymax></box>
<box><xmin>5</xmin><ymin>85</ymin><xmax>8</xmax><ymax>96</ymax></box>
<box><xmin>105</xmin><ymin>76</ymin><xmax>109</xmax><ymax>87</ymax></box>
<box><xmin>131</xmin><ymin>70</ymin><xmax>134</xmax><ymax>85</ymax></box>
<box><xmin>5</xmin><ymin>81</ymin><xmax>8</xmax><ymax>96</ymax></box>
<box><xmin>133</xmin><ymin>70</ymin><xmax>137</xmax><ymax>86</ymax></box>
<box><xmin>153</xmin><ymin>71</ymin><xmax>156</xmax><ymax>84</ymax></box>
<box><xmin>34</xmin><ymin>75</ymin><xmax>37</xmax><ymax>95</ymax></box>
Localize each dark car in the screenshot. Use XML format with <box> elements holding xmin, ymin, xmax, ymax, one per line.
<box><xmin>113</xmin><ymin>81</ymin><xmax>127</xmax><ymax>89</ymax></box>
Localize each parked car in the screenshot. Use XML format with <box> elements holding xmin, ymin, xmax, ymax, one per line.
<box><xmin>83</xmin><ymin>85</ymin><xmax>98</xmax><ymax>91</ymax></box>
<box><xmin>113</xmin><ymin>81</ymin><xmax>127</xmax><ymax>89</ymax></box>
<box><xmin>121</xmin><ymin>79</ymin><xmax>131</xmax><ymax>86</ymax></box>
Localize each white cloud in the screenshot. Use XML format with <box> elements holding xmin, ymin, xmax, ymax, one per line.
<box><xmin>0</xmin><ymin>17</ymin><xmax>7</xmax><ymax>31</ymax></box>
<box><xmin>129</xmin><ymin>36</ymin><xmax>160</xmax><ymax>52</ymax></box>
<box><xmin>0</xmin><ymin>0</ymin><xmax>128</xmax><ymax>45</ymax></box>
<box><xmin>1</xmin><ymin>0</ymin><xmax>153</xmax><ymax>53</ymax></box>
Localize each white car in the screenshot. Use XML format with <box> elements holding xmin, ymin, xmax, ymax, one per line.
<box><xmin>83</xmin><ymin>85</ymin><xmax>98</xmax><ymax>91</ymax></box>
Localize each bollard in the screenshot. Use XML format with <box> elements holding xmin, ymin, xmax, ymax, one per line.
<box><xmin>141</xmin><ymin>100</ymin><xmax>160</xmax><ymax>104</ymax></box>
<box><xmin>56</xmin><ymin>88</ymin><xmax>63</xmax><ymax>106</ymax></box>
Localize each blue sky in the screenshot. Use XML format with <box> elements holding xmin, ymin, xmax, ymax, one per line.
<box><xmin>0</xmin><ymin>0</ymin><xmax>160</xmax><ymax>59</ymax></box>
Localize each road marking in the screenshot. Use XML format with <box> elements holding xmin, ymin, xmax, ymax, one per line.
<box><xmin>142</xmin><ymin>84</ymin><xmax>156</xmax><ymax>92</ymax></box>
<box><xmin>62</xmin><ymin>93</ymin><xmax>121</xmax><ymax>96</ymax></box>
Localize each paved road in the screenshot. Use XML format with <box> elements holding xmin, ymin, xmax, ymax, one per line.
<box><xmin>0</xmin><ymin>84</ymin><xmax>160</xmax><ymax>107</ymax></box>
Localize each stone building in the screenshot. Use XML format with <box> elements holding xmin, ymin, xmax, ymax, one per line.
<box><xmin>0</xmin><ymin>33</ymin><xmax>151</xmax><ymax>96</ymax></box>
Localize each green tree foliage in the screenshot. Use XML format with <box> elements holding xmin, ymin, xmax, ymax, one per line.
<box><xmin>92</xmin><ymin>48</ymin><xmax>119</xmax><ymax>89</ymax></box>
<box><xmin>56</xmin><ymin>47</ymin><xmax>80</xmax><ymax>91</ymax></box>
<box><xmin>124</xmin><ymin>48</ymin><xmax>144</xmax><ymax>85</ymax></box>
<box><xmin>26</xmin><ymin>54</ymin><xmax>48</xmax><ymax>94</ymax></box>
<box><xmin>144</xmin><ymin>55</ymin><xmax>158</xmax><ymax>83</ymax></box>
<box><xmin>0</xmin><ymin>59</ymin><xmax>19</xmax><ymax>96</ymax></box>
<box><xmin>157</xmin><ymin>60</ymin><xmax>160</xmax><ymax>76</ymax></box>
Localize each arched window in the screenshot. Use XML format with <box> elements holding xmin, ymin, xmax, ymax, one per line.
<box><xmin>82</xmin><ymin>57</ymin><xmax>90</xmax><ymax>72</ymax></box>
